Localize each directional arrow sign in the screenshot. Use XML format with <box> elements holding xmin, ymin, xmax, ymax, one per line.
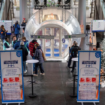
<box><xmin>65</xmin><ymin>34</ymin><xmax>86</xmax><ymax>39</ymax></box>
<box><xmin>31</xmin><ymin>35</ymin><xmax>54</xmax><ymax>39</ymax></box>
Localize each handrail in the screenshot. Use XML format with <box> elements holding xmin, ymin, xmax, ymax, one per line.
<box><xmin>6</xmin><ymin>0</ymin><xmax>11</xmax><ymax>20</ymax></box>
<box><xmin>100</xmin><ymin>0</ymin><xmax>105</xmax><ymax>18</ymax></box>
<box><xmin>94</xmin><ymin>0</ymin><xmax>99</xmax><ymax>19</ymax></box>
<box><xmin>0</xmin><ymin>0</ymin><xmax>4</xmax><ymax>11</ymax></box>
<box><xmin>0</xmin><ymin>0</ymin><xmax>6</xmax><ymax>20</ymax></box>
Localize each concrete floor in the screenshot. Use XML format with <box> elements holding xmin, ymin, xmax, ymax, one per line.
<box><xmin>0</xmin><ymin>62</ymin><xmax>105</xmax><ymax>105</ymax></box>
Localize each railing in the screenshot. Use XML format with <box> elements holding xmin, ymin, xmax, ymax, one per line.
<box><xmin>100</xmin><ymin>0</ymin><xmax>105</xmax><ymax>18</ymax></box>
<box><xmin>94</xmin><ymin>0</ymin><xmax>99</xmax><ymax>19</ymax></box>
<box><xmin>0</xmin><ymin>0</ymin><xmax>4</xmax><ymax>10</ymax></box>
<box><xmin>6</xmin><ymin>0</ymin><xmax>11</xmax><ymax>20</ymax></box>
<box><xmin>0</xmin><ymin>0</ymin><xmax>6</xmax><ymax>20</ymax></box>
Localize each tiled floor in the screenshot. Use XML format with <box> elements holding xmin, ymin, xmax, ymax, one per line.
<box><xmin>0</xmin><ymin>62</ymin><xmax>105</xmax><ymax>105</ymax></box>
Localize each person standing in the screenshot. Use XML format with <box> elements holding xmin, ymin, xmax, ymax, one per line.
<box><xmin>34</xmin><ymin>43</ymin><xmax>45</xmax><ymax>76</ymax></box>
<box><xmin>70</xmin><ymin>42</ymin><xmax>81</xmax><ymax>73</ymax></box>
<box><xmin>21</xmin><ymin>18</ymin><xmax>27</xmax><ymax>32</ymax></box>
<box><xmin>1</xmin><ymin>25</ymin><xmax>8</xmax><ymax>42</ymax></box>
<box><xmin>29</xmin><ymin>39</ymin><xmax>38</xmax><ymax>72</ymax></box>
<box><xmin>12</xmin><ymin>35</ymin><xmax>17</xmax><ymax>47</ymax></box>
<box><xmin>14</xmin><ymin>21</ymin><xmax>20</xmax><ymax>40</ymax></box>
<box><xmin>3</xmin><ymin>37</ymin><xmax>10</xmax><ymax>50</ymax></box>
<box><xmin>22</xmin><ymin>37</ymin><xmax>29</xmax><ymax>52</ymax></box>
<box><xmin>19</xmin><ymin>41</ymin><xmax>28</xmax><ymax>73</ymax></box>
<box><xmin>68</xmin><ymin>41</ymin><xmax>77</xmax><ymax>68</ymax></box>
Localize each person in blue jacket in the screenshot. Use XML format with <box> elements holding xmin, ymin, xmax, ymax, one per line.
<box><xmin>13</xmin><ymin>21</ymin><xmax>20</xmax><ymax>40</ymax></box>
<box><xmin>1</xmin><ymin>25</ymin><xmax>8</xmax><ymax>42</ymax></box>
<box><xmin>13</xmin><ymin>40</ymin><xmax>21</xmax><ymax>50</ymax></box>
<box><xmin>3</xmin><ymin>37</ymin><xmax>10</xmax><ymax>50</ymax></box>
<box><xmin>12</xmin><ymin>35</ymin><xmax>17</xmax><ymax>48</ymax></box>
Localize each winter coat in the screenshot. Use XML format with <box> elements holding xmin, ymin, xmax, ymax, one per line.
<box><xmin>24</xmin><ymin>40</ymin><xmax>29</xmax><ymax>52</ymax></box>
<box><xmin>71</xmin><ymin>46</ymin><xmax>81</xmax><ymax>57</ymax></box>
<box><xmin>19</xmin><ymin>45</ymin><xmax>28</xmax><ymax>61</ymax></box>
<box><xmin>13</xmin><ymin>24</ymin><xmax>20</xmax><ymax>35</ymax></box>
<box><xmin>29</xmin><ymin>41</ymin><xmax>37</xmax><ymax>57</ymax></box>
<box><xmin>1</xmin><ymin>29</ymin><xmax>6</xmax><ymax>40</ymax></box>
<box><xmin>34</xmin><ymin>46</ymin><xmax>44</xmax><ymax>64</ymax></box>
<box><xmin>12</xmin><ymin>40</ymin><xmax>17</xmax><ymax>47</ymax></box>
<box><xmin>21</xmin><ymin>22</ymin><xmax>26</xmax><ymax>27</ymax></box>
<box><xmin>13</xmin><ymin>41</ymin><xmax>20</xmax><ymax>49</ymax></box>
<box><xmin>3</xmin><ymin>40</ymin><xmax>10</xmax><ymax>50</ymax></box>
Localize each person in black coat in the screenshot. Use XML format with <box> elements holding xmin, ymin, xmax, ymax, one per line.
<box><xmin>70</xmin><ymin>42</ymin><xmax>81</xmax><ymax>73</ymax></box>
<box><xmin>21</xmin><ymin>19</ymin><xmax>27</xmax><ymax>31</ymax></box>
<box><xmin>19</xmin><ymin>41</ymin><xmax>28</xmax><ymax>73</ymax></box>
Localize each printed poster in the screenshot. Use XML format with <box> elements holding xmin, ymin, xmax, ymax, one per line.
<box><xmin>77</xmin><ymin>51</ymin><xmax>101</xmax><ymax>102</ymax></box>
<box><xmin>0</xmin><ymin>50</ymin><xmax>24</xmax><ymax>104</ymax></box>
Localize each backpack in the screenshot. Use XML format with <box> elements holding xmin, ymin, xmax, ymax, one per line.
<box><xmin>71</xmin><ymin>46</ymin><xmax>80</xmax><ymax>57</ymax></box>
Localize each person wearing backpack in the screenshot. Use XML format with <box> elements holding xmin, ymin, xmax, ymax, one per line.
<box><xmin>70</xmin><ymin>42</ymin><xmax>81</xmax><ymax>73</ymax></box>
<box><xmin>13</xmin><ymin>21</ymin><xmax>20</xmax><ymax>40</ymax></box>
<box><xmin>22</xmin><ymin>37</ymin><xmax>29</xmax><ymax>52</ymax></box>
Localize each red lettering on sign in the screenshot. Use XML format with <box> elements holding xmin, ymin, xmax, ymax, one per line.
<box><xmin>92</xmin><ymin>78</ymin><xmax>96</xmax><ymax>82</ymax></box>
<box><xmin>15</xmin><ymin>77</ymin><xmax>19</xmax><ymax>82</ymax></box>
<box><xmin>86</xmin><ymin>78</ymin><xmax>91</xmax><ymax>82</ymax></box>
<box><xmin>3</xmin><ymin>78</ymin><xmax>8</xmax><ymax>83</ymax></box>
<box><xmin>9</xmin><ymin>77</ymin><xmax>14</xmax><ymax>82</ymax></box>
<box><xmin>80</xmin><ymin>78</ymin><xmax>85</xmax><ymax>82</ymax></box>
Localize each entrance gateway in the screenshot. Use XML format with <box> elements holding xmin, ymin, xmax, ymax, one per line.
<box><xmin>25</xmin><ymin>8</ymin><xmax>81</xmax><ymax>60</ymax></box>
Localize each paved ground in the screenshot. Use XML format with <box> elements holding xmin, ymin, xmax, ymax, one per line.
<box><xmin>0</xmin><ymin>62</ymin><xmax>105</xmax><ymax>105</ymax></box>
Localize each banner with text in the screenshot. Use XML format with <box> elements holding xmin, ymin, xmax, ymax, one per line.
<box><xmin>0</xmin><ymin>50</ymin><xmax>24</xmax><ymax>104</ymax></box>
<box><xmin>77</xmin><ymin>51</ymin><xmax>101</xmax><ymax>102</ymax></box>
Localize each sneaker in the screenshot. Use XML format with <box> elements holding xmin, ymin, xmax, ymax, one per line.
<box><xmin>42</xmin><ymin>73</ymin><xmax>45</xmax><ymax>76</ymax></box>
<box><xmin>40</xmin><ymin>73</ymin><xmax>43</xmax><ymax>75</ymax></box>
<box><xmin>33</xmin><ymin>74</ymin><xmax>38</xmax><ymax>76</ymax></box>
<box><xmin>24</xmin><ymin>70</ymin><xmax>27</xmax><ymax>74</ymax></box>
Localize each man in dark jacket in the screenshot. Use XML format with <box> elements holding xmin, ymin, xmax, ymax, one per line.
<box><xmin>19</xmin><ymin>41</ymin><xmax>28</xmax><ymax>73</ymax></box>
<box><xmin>70</xmin><ymin>42</ymin><xmax>81</xmax><ymax>73</ymax></box>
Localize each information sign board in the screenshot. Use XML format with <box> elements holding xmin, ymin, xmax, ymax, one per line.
<box><xmin>77</xmin><ymin>51</ymin><xmax>101</xmax><ymax>103</ymax></box>
<box><xmin>0</xmin><ymin>50</ymin><xmax>24</xmax><ymax>104</ymax></box>
<box><xmin>92</xmin><ymin>20</ymin><xmax>105</xmax><ymax>32</ymax></box>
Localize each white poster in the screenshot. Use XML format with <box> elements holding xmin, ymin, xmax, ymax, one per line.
<box><xmin>0</xmin><ymin>20</ymin><xmax>12</xmax><ymax>33</ymax></box>
<box><xmin>77</xmin><ymin>51</ymin><xmax>101</xmax><ymax>102</ymax></box>
<box><xmin>92</xmin><ymin>20</ymin><xmax>105</xmax><ymax>32</ymax></box>
<box><xmin>0</xmin><ymin>50</ymin><xmax>24</xmax><ymax>104</ymax></box>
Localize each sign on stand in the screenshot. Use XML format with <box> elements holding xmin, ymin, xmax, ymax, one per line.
<box><xmin>92</xmin><ymin>20</ymin><xmax>105</xmax><ymax>32</ymax></box>
<box><xmin>77</xmin><ymin>51</ymin><xmax>101</xmax><ymax>105</ymax></box>
<box><xmin>0</xmin><ymin>50</ymin><xmax>24</xmax><ymax>104</ymax></box>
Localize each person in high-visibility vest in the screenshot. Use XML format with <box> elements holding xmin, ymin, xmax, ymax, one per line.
<box><xmin>22</xmin><ymin>37</ymin><xmax>29</xmax><ymax>52</ymax></box>
<box><xmin>3</xmin><ymin>37</ymin><xmax>10</xmax><ymax>50</ymax></box>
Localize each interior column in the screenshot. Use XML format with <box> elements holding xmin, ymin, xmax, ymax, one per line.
<box><xmin>20</xmin><ymin>0</ymin><xmax>28</xmax><ymax>24</ymax></box>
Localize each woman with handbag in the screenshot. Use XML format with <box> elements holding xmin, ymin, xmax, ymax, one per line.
<box><xmin>33</xmin><ymin>43</ymin><xmax>45</xmax><ymax>76</ymax></box>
